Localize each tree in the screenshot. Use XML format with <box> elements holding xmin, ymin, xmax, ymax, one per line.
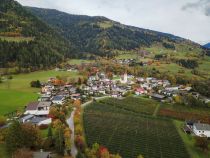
<box><xmin>30</xmin><ymin>80</ymin><xmax>41</xmax><ymax>88</ymax></box>
<box><xmin>47</xmin><ymin>125</ymin><xmax>53</xmax><ymax>138</ymax></box>
<box><xmin>74</xmin><ymin>99</ymin><xmax>81</xmax><ymax>108</ymax></box>
<box><xmin>195</xmin><ymin>136</ymin><xmax>208</xmax><ymax>151</ymax></box>
<box><xmin>54</xmin><ymin>120</ymin><xmax>65</xmax><ymax>155</ymax></box>
<box><xmin>5</xmin><ymin>121</ymin><xmax>24</xmax><ymax>153</ymax></box>
<box><xmin>21</xmin><ymin>123</ymin><xmax>41</xmax><ymax>149</ymax></box>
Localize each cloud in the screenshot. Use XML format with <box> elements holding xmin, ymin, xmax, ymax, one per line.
<box><xmin>182</xmin><ymin>0</ymin><xmax>210</xmax><ymax>16</ymax></box>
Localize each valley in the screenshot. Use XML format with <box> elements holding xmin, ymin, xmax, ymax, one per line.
<box><xmin>0</xmin><ymin>0</ymin><xmax>210</xmax><ymax>158</ymax></box>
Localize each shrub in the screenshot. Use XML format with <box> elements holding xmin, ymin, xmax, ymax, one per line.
<box><xmin>0</xmin><ymin>116</ymin><xmax>6</xmax><ymax>127</ymax></box>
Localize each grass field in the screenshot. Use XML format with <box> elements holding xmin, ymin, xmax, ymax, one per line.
<box><xmin>83</xmin><ymin>98</ymin><xmax>189</xmax><ymax>158</ymax></box>
<box><xmin>0</xmin><ymin>36</ymin><xmax>34</xmax><ymax>42</ymax></box>
<box><xmin>67</xmin><ymin>59</ymin><xmax>93</xmax><ymax>65</ymax></box>
<box><xmin>0</xmin><ymin>70</ymin><xmax>81</xmax><ymax>116</ymax></box>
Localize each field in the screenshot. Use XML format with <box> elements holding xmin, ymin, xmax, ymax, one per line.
<box><xmin>158</xmin><ymin>103</ymin><xmax>210</xmax><ymax>124</ymax></box>
<box><xmin>83</xmin><ymin>98</ymin><xmax>189</xmax><ymax>158</ymax></box>
<box><xmin>99</xmin><ymin>97</ymin><xmax>159</xmax><ymax>115</ymax></box>
<box><xmin>0</xmin><ymin>36</ymin><xmax>34</xmax><ymax>42</ymax></box>
<box><xmin>0</xmin><ymin>70</ymin><xmax>81</xmax><ymax>116</ymax></box>
<box><xmin>67</xmin><ymin>59</ymin><xmax>94</xmax><ymax>65</ymax></box>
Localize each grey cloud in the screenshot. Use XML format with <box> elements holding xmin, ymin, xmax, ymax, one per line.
<box><xmin>182</xmin><ymin>0</ymin><xmax>210</xmax><ymax>16</ymax></box>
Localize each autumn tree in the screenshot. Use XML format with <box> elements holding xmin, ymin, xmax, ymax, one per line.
<box><xmin>74</xmin><ymin>99</ymin><xmax>81</xmax><ymax>108</ymax></box>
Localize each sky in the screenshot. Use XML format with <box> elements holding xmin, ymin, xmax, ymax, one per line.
<box><xmin>16</xmin><ymin>0</ymin><xmax>210</xmax><ymax>44</ymax></box>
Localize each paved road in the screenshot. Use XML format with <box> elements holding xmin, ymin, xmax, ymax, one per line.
<box><xmin>67</xmin><ymin>108</ymin><xmax>78</xmax><ymax>158</ymax></box>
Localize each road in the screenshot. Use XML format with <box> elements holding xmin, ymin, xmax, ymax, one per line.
<box><xmin>67</xmin><ymin>108</ymin><xmax>78</xmax><ymax>158</ymax></box>
<box><xmin>66</xmin><ymin>96</ymin><xmax>110</xmax><ymax>157</ymax></box>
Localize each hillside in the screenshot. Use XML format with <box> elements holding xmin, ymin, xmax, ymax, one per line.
<box><xmin>203</xmin><ymin>43</ymin><xmax>210</xmax><ymax>49</ymax></box>
<box><xmin>0</xmin><ymin>0</ymin><xmax>74</xmax><ymax>70</ymax></box>
<box><xmin>27</xmin><ymin>7</ymin><xmax>201</xmax><ymax>57</ymax></box>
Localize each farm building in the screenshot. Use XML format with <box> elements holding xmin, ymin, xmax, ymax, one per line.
<box><xmin>193</xmin><ymin>123</ymin><xmax>210</xmax><ymax>137</ymax></box>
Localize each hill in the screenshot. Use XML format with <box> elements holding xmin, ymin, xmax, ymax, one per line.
<box><xmin>0</xmin><ymin>0</ymin><xmax>74</xmax><ymax>70</ymax></box>
<box><xmin>26</xmin><ymin>7</ymin><xmax>202</xmax><ymax>57</ymax></box>
<box><xmin>203</xmin><ymin>43</ymin><xmax>210</xmax><ymax>49</ymax></box>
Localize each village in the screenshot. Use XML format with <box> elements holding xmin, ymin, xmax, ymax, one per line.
<box><xmin>16</xmin><ymin>62</ymin><xmax>210</xmax><ymax>140</ymax></box>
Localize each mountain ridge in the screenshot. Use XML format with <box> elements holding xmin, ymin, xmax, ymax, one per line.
<box><xmin>26</xmin><ymin>6</ymin><xmax>201</xmax><ymax>57</ymax></box>
<box><xmin>203</xmin><ymin>43</ymin><xmax>210</xmax><ymax>49</ymax></box>
<box><xmin>0</xmin><ymin>0</ymin><xmax>74</xmax><ymax>69</ymax></box>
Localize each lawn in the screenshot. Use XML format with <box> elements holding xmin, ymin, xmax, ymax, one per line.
<box><xmin>67</xmin><ymin>59</ymin><xmax>93</xmax><ymax>65</ymax></box>
<box><xmin>0</xmin><ymin>70</ymin><xmax>82</xmax><ymax>116</ymax></box>
<box><xmin>0</xmin><ymin>89</ymin><xmax>38</xmax><ymax>116</ymax></box>
<box><xmin>83</xmin><ymin>98</ymin><xmax>189</xmax><ymax>158</ymax></box>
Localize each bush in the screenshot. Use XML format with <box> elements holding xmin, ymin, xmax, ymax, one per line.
<box><xmin>30</xmin><ymin>80</ymin><xmax>41</xmax><ymax>88</ymax></box>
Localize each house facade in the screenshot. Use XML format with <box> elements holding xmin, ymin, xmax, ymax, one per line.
<box><xmin>193</xmin><ymin>123</ymin><xmax>210</xmax><ymax>137</ymax></box>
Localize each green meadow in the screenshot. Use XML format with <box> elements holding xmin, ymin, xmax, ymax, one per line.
<box><xmin>0</xmin><ymin>70</ymin><xmax>81</xmax><ymax>116</ymax></box>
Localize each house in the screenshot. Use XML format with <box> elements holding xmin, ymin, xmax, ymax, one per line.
<box><xmin>52</xmin><ymin>95</ymin><xmax>65</xmax><ymax>105</ymax></box>
<box><xmin>38</xmin><ymin>94</ymin><xmax>51</xmax><ymax>101</ymax></box>
<box><xmin>135</xmin><ymin>88</ymin><xmax>147</xmax><ymax>95</ymax></box>
<box><xmin>193</xmin><ymin>123</ymin><xmax>210</xmax><ymax>137</ymax></box>
<box><xmin>24</xmin><ymin>102</ymin><xmax>51</xmax><ymax>116</ymax></box>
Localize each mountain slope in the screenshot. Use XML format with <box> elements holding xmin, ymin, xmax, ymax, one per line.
<box><xmin>203</xmin><ymin>43</ymin><xmax>210</xmax><ymax>49</ymax></box>
<box><xmin>0</xmin><ymin>0</ymin><xmax>74</xmax><ymax>69</ymax></box>
<box><xmin>27</xmin><ymin>7</ymin><xmax>197</xmax><ymax>57</ymax></box>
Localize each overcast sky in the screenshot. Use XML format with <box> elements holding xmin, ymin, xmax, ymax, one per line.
<box><xmin>16</xmin><ymin>0</ymin><xmax>210</xmax><ymax>44</ymax></box>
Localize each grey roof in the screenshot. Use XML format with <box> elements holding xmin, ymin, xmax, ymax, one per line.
<box><xmin>20</xmin><ymin>114</ymin><xmax>34</xmax><ymax>121</ymax></box>
<box><xmin>30</xmin><ymin>116</ymin><xmax>49</xmax><ymax>124</ymax></box>
<box><xmin>194</xmin><ymin>123</ymin><xmax>210</xmax><ymax>131</ymax></box>
<box><xmin>52</xmin><ymin>95</ymin><xmax>65</xmax><ymax>101</ymax></box>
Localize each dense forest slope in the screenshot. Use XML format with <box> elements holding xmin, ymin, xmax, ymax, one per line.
<box><xmin>27</xmin><ymin>7</ymin><xmax>201</xmax><ymax>57</ymax></box>
<box><xmin>0</xmin><ymin>0</ymin><xmax>74</xmax><ymax>69</ymax></box>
